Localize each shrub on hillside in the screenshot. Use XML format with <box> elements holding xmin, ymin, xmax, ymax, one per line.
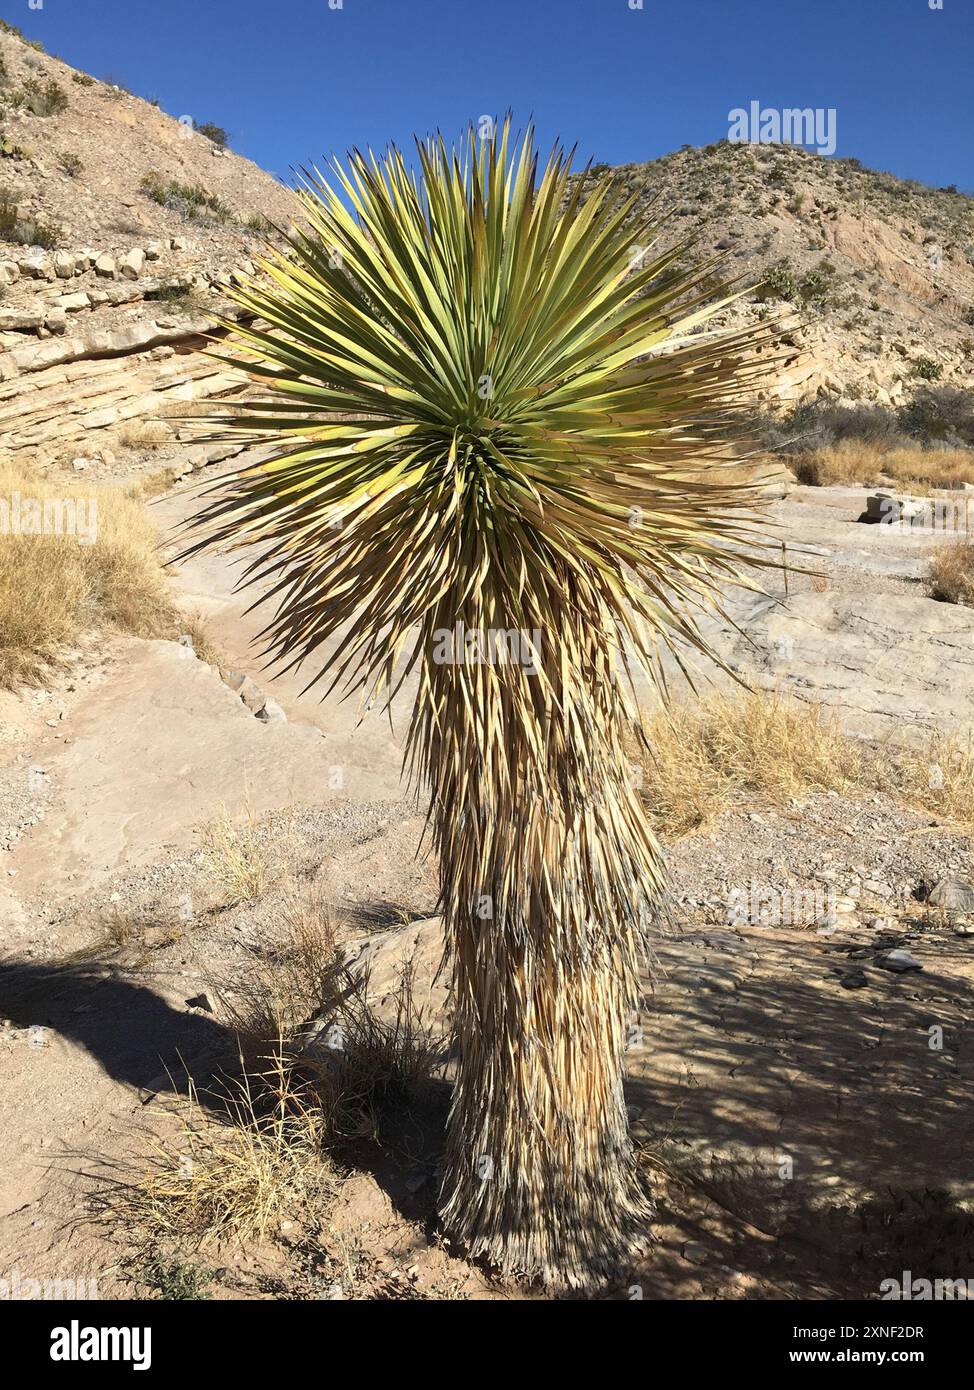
<box><xmin>911</xmin><ymin>355</ymin><xmax>943</xmax><ymax>381</ymax></box>
<box><xmin>765</xmin><ymin>400</ymin><xmax>909</xmax><ymax>455</ymax></box>
<box><xmin>900</xmin><ymin>386</ymin><xmax>974</xmax><ymax>447</ymax></box>
<box><xmin>139</xmin><ymin>172</ymin><xmax>233</xmax><ymax>225</ymax></box>
<box><xmin>0</xmin><ymin>194</ymin><xmax>16</xmax><ymax>240</ymax></box>
<box><xmin>72</xmin><ymin>72</ymin><xmax>95</xmax><ymax>87</ymax></box>
<box><xmin>194</xmin><ymin>122</ymin><xmax>230</xmax><ymax>148</ymax></box>
<box><xmin>21</xmin><ymin>77</ymin><xmax>68</xmax><ymax>116</ymax></box>
<box><xmin>0</xmin><ymin>194</ymin><xmax>59</xmax><ymax>248</ymax></box>
<box><xmin>757</xmin><ymin>258</ymin><xmax>837</xmax><ymax>310</ymax></box>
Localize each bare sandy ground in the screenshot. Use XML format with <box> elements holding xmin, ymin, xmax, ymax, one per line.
<box><xmin>0</xmin><ymin>476</ymin><xmax>971</xmax><ymax>1299</ymax></box>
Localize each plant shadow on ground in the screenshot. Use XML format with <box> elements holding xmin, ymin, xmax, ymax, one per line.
<box><xmin>2</xmin><ymin>937</ymin><xmax>972</xmax><ymax>1299</ymax></box>
<box><xmin>625</xmin><ymin>933</ymin><xmax>974</xmax><ymax>1299</ymax></box>
<box><xmin>0</xmin><ymin>953</ymin><xmax>455</xmax><ymax>1281</ymax></box>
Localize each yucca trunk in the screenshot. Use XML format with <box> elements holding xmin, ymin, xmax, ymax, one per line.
<box><xmin>439</xmin><ymin>868</ymin><xmax>650</xmax><ymax>1285</ymax></box>
<box><xmin>422</xmin><ymin>586</ymin><xmax>662</xmax><ymax>1285</ymax></box>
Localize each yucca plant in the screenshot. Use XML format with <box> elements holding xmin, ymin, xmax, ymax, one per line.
<box><xmin>182</xmin><ymin>121</ymin><xmax>779</xmax><ymax>1286</ymax></box>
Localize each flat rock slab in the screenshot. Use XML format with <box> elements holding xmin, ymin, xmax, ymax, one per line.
<box><xmin>662</xmin><ymin>589</ymin><xmax>974</xmax><ymax>741</ymax></box>
<box><xmin>6</xmin><ymin>638</ymin><xmax>348</xmax><ymax>897</ymax></box>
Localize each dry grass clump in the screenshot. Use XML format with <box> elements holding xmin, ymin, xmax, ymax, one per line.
<box><xmin>794</xmin><ymin>441</ymin><xmax>974</xmax><ymax>489</ymax></box>
<box><xmin>200</xmin><ymin>806</ymin><xmax>291</xmax><ymax>904</ymax></box>
<box><xmin>112</xmin><ymin>904</ymin><xmax>444</xmax><ymax>1252</ymax></box>
<box><xmin>0</xmin><ymin>463</ymin><xmax>178</xmax><ymax>687</ymax></box>
<box><xmin>890</xmin><ymin>732</ymin><xmax>974</xmax><ymax>828</ymax></box>
<box><xmin>117</xmin><ymin>419</ymin><xmax>173</xmax><ymax>450</ymax></box>
<box><xmin>331</xmin><ymin>957</ymin><xmax>446</xmax><ymax>1134</ymax></box>
<box><xmin>638</xmin><ymin>690</ymin><xmax>974</xmax><ymax>835</ymax></box>
<box><xmin>225</xmin><ymin>894</ymin><xmax>445</xmax><ymax>1137</ymax></box>
<box><xmin>118</xmin><ymin>1052</ymin><xmax>338</xmax><ymax>1249</ymax></box>
<box><xmin>636</xmin><ymin>692</ymin><xmax>862</xmax><ymax>837</ymax></box>
<box><xmin>928</xmin><ymin>541</ymin><xmax>974</xmax><ymax>605</ymax></box>
<box><xmin>224</xmin><ymin>890</ymin><xmax>347</xmax><ymax>1050</ymax></box>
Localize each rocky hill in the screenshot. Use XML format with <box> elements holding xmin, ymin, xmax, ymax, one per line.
<box><xmin>2</xmin><ymin>25</ymin><xmax>974</xmax><ymax>484</ymax></box>
<box><xmin>580</xmin><ymin>142</ymin><xmax>974</xmax><ymax>410</ymax></box>
<box><xmin>0</xmin><ymin>25</ymin><xmax>292</xmax><ymax>479</ymax></box>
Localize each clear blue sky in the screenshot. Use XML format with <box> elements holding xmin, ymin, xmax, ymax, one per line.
<box><xmin>7</xmin><ymin>0</ymin><xmax>973</xmax><ymax>191</ymax></box>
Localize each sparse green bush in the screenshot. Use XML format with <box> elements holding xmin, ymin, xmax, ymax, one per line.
<box><xmin>962</xmin><ymin>307</ymin><xmax>974</xmax><ymax>327</ymax></box>
<box><xmin>146</xmin><ymin>282</ymin><xmax>195</xmax><ymax>305</ymax></box>
<box><xmin>72</xmin><ymin>72</ymin><xmax>95</xmax><ymax>87</ymax></box>
<box><xmin>0</xmin><ymin>195</ymin><xmax>16</xmax><ymax>240</ymax></box>
<box><xmin>139</xmin><ymin>172</ymin><xmax>233</xmax><ymax>225</ymax></box>
<box><xmin>21</xmin><ymin>77</ymin><xmax>68</xmax><ymax>116</ymax></box>
<box><xmin>194</xmin><ymin>122</ymin><xmax>229</xmax><ymax>148</ymax></box>
<box><xmin>245</xmin><ymin>211</ymin><xmax>275</xmax><ymax>236</ymax></box>
<box><xmin>0</xmin><ymin>133</ymin><xmax>31</xmax><ymax>160</ymax></box>
<box><xmin>0</xmin><ymin>194</ymin><xmax>59</xmax><ymax>248</ymax></box>
<box><xmin>757</xmin><ymin>258</ymin><xmax>837</xmax><ymax>310</ymax></box>
<box><xmin>911</xmin><ymin>355</ymin><xmax>944</xmax><ymax>382</ymax></box>
<box><xmin>60</xmin><ymin>152</ymin><xmax>82</xmax><ymax>177</ymax></box>
<box><xmin>900</xmin><ymin>385</ymin><xmax>974</xmax><ymax>446</ymax></box>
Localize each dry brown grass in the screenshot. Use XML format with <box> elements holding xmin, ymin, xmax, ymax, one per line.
<box><xmin>793</xmin><ymin>441</ymin><xmax>974</xmax><ymax>490</ymax></box>
<box><xmin>0</xmin><ymin>463</ymin><xmax>178</xmax><ymax>687</ymax></box>
<box><xmin>929</xmin><ymin>541</ymin><xmax>974</xmax><ymax>605</ymax></box>
<box><xmin>637</xmin><ymin>691</ymin><xmax>863</xmax><ymax>837</ymax></box>
<box><xmin>223</xmin><ymin>890</ymin><xmax>347</xmax><ymax>1052</ymax></box>
<box><xmin>116</xmin><ymin>1050</ymin><xmax>338</xmax><ymax>1249</ymax></box>
<box><xmin>200</xmin><ymin>806</ymin><xmax>292</xmax><ymax>905</ymax></box>
<box><xmin>117</xmin><ymin>419</ymin><xmax>173</xmax><ymax>450</ymax></box>
<box><xmin>638</xmin><ymin>690</ymin><xmax>974</xmax><ymax>835</ymax></box>
<box><xmin>889</xmin><ymin>731</ymin><xmax>974</xmax><ymax>829</ymax></box>
<box><xmin>223</xmin><ymin>891</ymin><xmax>445</xmax><ymax>1137</ymax></box>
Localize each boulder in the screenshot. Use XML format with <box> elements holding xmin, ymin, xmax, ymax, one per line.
<box><xmin>0</xmin><ymin>261</ymin><xmax>20</xmax><ymax>287</ymax></box>
<box><xmin>928</xmin><ymin>877</ymin><xmax>974</xmax><ymax>913</ymax></box>
<box><xmin>878</xmin><ymin>950</ymin><xmax>922</xmax><ymax>973</ymax></box>
<box><xmin>53</xmin><ymin>252</ymin><xmax>77</xmax><ymax>280</ymax></box>
<box><xmin>94</xmin><ymin>253</ymin><xmax>117</xmax><ymax>279</ymax></box>
<box><xmin>51</xmin><ymin>292</ymin><xmax>90</xmax><ymax>313</ymax></box>
<box><xmin>863</xmin><ymin>493</ymin><xmax>932</xmax><ymax>526</ymax></box>
<box><xmin>119</xmin><ymin>248</ymin><xmax>146</xmax><ymax>281</ymax></box>
<box><xmin>18</xmin><ymin>249</ymin><xmax>55</xmax><ymax>280</ymax></box>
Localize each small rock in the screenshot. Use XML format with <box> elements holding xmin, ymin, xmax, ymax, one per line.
<box><xmin>53</xmin><ymin>251</ymin><xmax>77</xmax><ymax>279</ymax></box>
<box><xmin>94</xmin><ymin>253</ymin><xmax>117</xmax><ymax>279</ymax></box>
<box><xmin>185</xmin><ymin>992</ymin><xmax>215</xmax><ymax>1013</ymax></box>
<box><xmin>862</xmin><ymin>493</ymin><xmax>931</xmax><ymax>527</ymax></box>
<box><xmin>0</xmin><ymin>260</ymin><xmax>20</xmax><ymax>287</ymax></box>
<box><xmin>256</xmin><ymin>698</ymin><xmax>287</xmax><ymax>723</ymax></box>
<box><xmin>878</xmin><ymin>950</ymin><xmax>922</xmax><ymax>973</ymax></box>
<box><xmin>144</xmin><ymin>240</ymin><xmax>164</xmax><ymax>260</ymax></box>
<box><xmin>864</xmin><ymin>879</ymin><xmax>893</xmax><ymax>899</ymax></box>
<box><xmin>839</xmin><ymin>969</ymin><xmax>868</xmax><ymax>989</ymax></box>
<box><xmin>225</xmin><ymin>671</ymin><xmax>267</xmax><ymax>715</ymax></box>
<box><xmin>18</xmin><ymin>249</ymin><xmax>55</xmax><ymax>280</ymax></box>
<box><xmin>682</xmin><ymin>1242</ymin><xmax>708</xmax><ymax>1266</ymax></box>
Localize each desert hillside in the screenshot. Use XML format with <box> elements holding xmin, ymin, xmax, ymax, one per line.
<box><xmin>583</xmin><ymin>142</ymin><xmax>974</xmax><ymax>408</ymax></box>
<box><xmin>0</xmin><ymin>25</ymin><xmax>291</xmax><ymax>479</ymax></box>
<box><xmin>2</xmin><ymin>24</ymin><xmax>974</xmax><ymax>487</ymax></box>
